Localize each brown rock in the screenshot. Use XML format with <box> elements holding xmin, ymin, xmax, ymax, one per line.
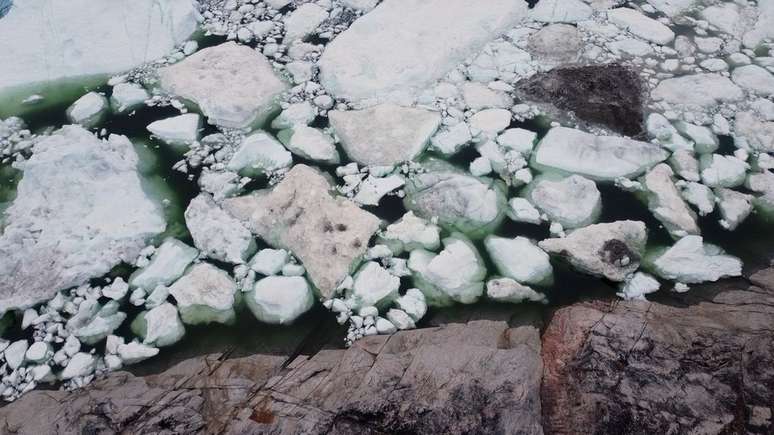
<box><xmin>225</xmin><ymin>311</ymin><xmax>544</xmax><ymax>435</ymax></box>
<box><xmin>0</xmin><ymin>353</ymin><xmax>285</xmax><ymax>434</ymax></box>
<box><xmin>541</xmin><ymin>277</ymin><xmax>774</xmax><ymax>434</ymax></box>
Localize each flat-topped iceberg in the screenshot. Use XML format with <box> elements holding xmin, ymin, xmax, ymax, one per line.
<box><xmin>0</xmin><ymin>126</ymin><xmax>165</xmax><ymax>312</ymax></box>
<box><xmin>539</xmin><ymin>221</ymin><xmax>648</xmax><ymax>282</ymax></box>
<box><xmin>224</xmin><ymin>164</ymin><xmax>381</xmax><ymax>299</ymax></box>
<box><xmin>319</xmin><ymin>0</ymin><xmax>529</xmax><ymax>100</ymax></box>
<box><xmin>403</xmin><ymin>159</ymin><xmax>507</xmax><ymax>239</ymax></box>
<box><xmin>532</xmin><ymin>127</ymin><xmax>669</xmax><ymax>181</ymax></box>
<box><xmin>0</xmin><ymin>0</ymin><xmax>197</xmax><ymax>117</ymax></box>
<box><xmin>159</xmin><ymin>42</ymin><xmax>288</xmax><ymax>129</ymax></box>
<box><xmin>329</xmin><ymin>104</ymin><xmax>441</xmax><ymax>166</ymax></box>
<box><xmin>647</xmin><ymin>236</ymin><xmax>742</xmax><ymax>284</ymax></box>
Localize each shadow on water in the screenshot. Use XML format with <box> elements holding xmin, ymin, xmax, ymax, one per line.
<box><xmin>126</xmin><ymin>304</ymin><xmax>346</xmax><ymax>377</ymax></box>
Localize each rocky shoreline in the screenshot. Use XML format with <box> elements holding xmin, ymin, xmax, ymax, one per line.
<box><xmin>2</xmin><ymin>265</ymin><xmax>770</xmax><ymax>434</ymax></box>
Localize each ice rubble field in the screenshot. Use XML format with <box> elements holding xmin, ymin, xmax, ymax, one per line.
<box><xmin>0</xmin><ymin>0</ymin><xmax>773</xmax><ymax>401</ymax></box>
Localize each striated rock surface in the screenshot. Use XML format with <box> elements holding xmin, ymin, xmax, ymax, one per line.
<box><xmin>0</xmin><ymin>307</ymin><xmax>544</xmax><ymax>435</ymax></box>
<box><xmin>542</xmin><ymin>269</ymin><xmax>774</xmax><ymax>434</ymax></box>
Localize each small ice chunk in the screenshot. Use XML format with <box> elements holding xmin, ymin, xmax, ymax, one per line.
<box><xmin>680</xmin><ymin>182</ymin><xmax>716</xmax><ymax>216</ymax></box>
<box><xmin>607</xmin><ymin>8</ymin><xmax>675</xmax><ymax>45</ymax></box>
<box><xmin>130</xmin><ymin>238</ymin><xmax>198</xmax><ymax>291</ymax></box>
<box><xmin>497</xmin><ymin>128</ymin><xmax>537</xmax><ymax>156</ymax></box>
<box><xmin>73</xmin><ymin>303</ymin><xmax>127</xmax><ymax>345</ymax></box>
<box><xmin>430</xmin><ymin>123</ymin><xmax>472</xmax><ymax>156</ymax></box>
<box><xmin>250</xmin><ymin>249</ymin><xmax>290</xmax><ymax>276</ymax></box>
<box><xmin>394</xmin><ymin>288</ymin><xmax>427</xmax><ymax>321</ymax></box>
<box><xmin>279</xmin><ymin>126</ymin><xmax>340</xmax><ymax>165</ymax></box>
<box><xmin>469</xmin><ymin>109</ymin><xmax>511</xmax><ymax>135</ymax></box>
<box><xmin>409</xmin><ymin>234</ymin><xmax>487</xmax><ymax>306</ymax></box>
<box><xmin>271</xmin><ymin>102</ymin><xmax>316</xmax><ymax>130</ymax></box>
<box><xmin>649</xmin><ymin>235</ymin><xmax>742</xmax><ymax>283</ymax></box>
<box><xmin>4</xmin><ymin>340</ymin><xmax>28</xmax><ymax>370</ymax></box>
<box><xmin>506</xmin><ymin>198</ymin><xmax>542</xmax><ymax>225</ymax></box>
<box><xmin>168</xmin><ymin>263</ymin><xmax>238</xmax><ymax>325</ymax></box>
<box><xmin>470</xmin><ymin>156</ymin><xmax>493</xmax><ymax>176</ymax></box>
<box><xmin>284</xmin><ymin>3</ymin><xmax>328</xmax><ymax>42</ymax></box>
<box><xmin>226</xmin><ymin>131</ymin><xmax>293</xmax><ymax>176</ymax></box>
<box><xmin>117</xmin><ymin>341</ymin><xmax>160</xmax><ymax>365</ymax></box>
<box><xmin>700</xmin><ymin>154</ymin><xmax>749</xmax><ymax>188</ymax></box>
<box><xmin>329</xmin><ymin>104</ymin><xmax>441</xmax><ymax>166</ymax></box>
<box><xmin>353</xmin><ymin>174</ymin><xmax>405</xmax><ymax>206</ymax></box>
<box><xmin>131</xmin><ymin>302</ymin><xmax>185</xmax><ymax>347</ymax></box>
<box><xmin>731</xmin><ymin>65</ymin><xmax>774</xmax><ymax>97</ymax></box>
<box><xmin>185</xmin><ymin>193</ymin><xmax>256</xmax><ymax>264</ymax></box>
<box><xmin>246</xmin><ymin>276</ymin><xmax>314</xmax><ymax>324</ymax></box>
<box><xmin>403</xmin><ymin>159</ymin><xmax>507</xmax><ymax>239</ymax></box>
<box><xmin>25</xmin><ymin>342</ymin><xmax>50</xmax><ymax>364</ymax></box>
<box><xmin>526</xmin><ymin>174</ymin><xmax>601</xmax><ymax>229</ymax></box>
<box><xmin>673</xmin><ymin>121</ymin><xmax>718</xmax><ymax>154</ymax></box>
<box><xmin>617</xmin><ymin>272</ymin><xmax>661</xmax><ymax>301</ymax></box>
<box><xmin>485</xmin><ymin>236</ymin><xmax>553</xmax><ymax>286</ymax></box>
<box><xmin>646</xmin><ymin>113</ymin><xmax>693</xmax><ymax>152</ymax></box>
<box><xmin>386</xmin><ymin>309</ymin><xmax>415</xmax><ymax>330</ymax></box>
<box><xmin>378</xmin><ymin>211</ymin><xmax>441</xmax><ymax>255</ymax></box>
<box><xmin>375</xmin><ymin>317</ymin><xmax>397</xmax><ymax>334</ymax></box>
<box><xmin>147</xmin><ymin>114</ymin><xmax>201</xmax><ymax>149</ymax></box>
<box><xmin>347</xmin><ymin>262</ymin><xmax>400</xmax><ymax>310</ymax></box>
<box><xmin>102</xmin><ymin>277</ymin><xmax>130</xmax><ymax>300</ymax></box>
<box><xmin>486</xmin><ymin>278</ymin><xmax>547</xmax><ymax>304</ymax></box>
<box><xmin>60</xmin><ymin>352</ymin><xmax>96</xmax><ymax>380</ymax></box>
<box><xmin>111</xmin><ymin>82</ymin><xmax>149</xmax><ymax>113</ymax></box>
<box><xmin>66</xmin><ymin>92</ymin><xmax>109</xmax><ymax>128</ymax></box>
<box><xmin>641</xmin><ymin>164</ymin><xmax>700</xmax><ymax>239</ymax></box>
<box><xmin>530</xmin><ymin>0</ymin><xmax>592</xmax><ymax>23</ymax></box>
<box><xmin>668</xmin><ymin>150</ymin><xmax>700</xmax><ymax>182</ymax></box>
<box><xmin>715</xmin><ymin>188</ymin><xmax>753</xmax><ymax>230</ymax></box>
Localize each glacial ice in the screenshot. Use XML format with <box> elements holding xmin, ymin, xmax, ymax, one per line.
<box><xmin>329</xmin><ymin>104</ymin><xmax>441</xmax><ymax>166</ymax></box>
<box><xmin>532</xmin><ymin>127</ymin><xmax>669</xmax><ymax>181</ymax></box>
<box><xmin>0</xmin><ymin>0</ymin><xmax>197</xmax><ymax>115</ymax></box>
<box><xmin>648</xmin><ymin>236</ymin><xmax>742</xmax><ymax>284</ymax></box>
<box><xmin>409</xmin><ymin>234</ymin><xmax>487</xmax><ymax>306</ymax></box>
<box><xmin>318</xmin><ymin>0</ymin><xmax>529</xmax><ymax>100</ymax></box>
<box><xmin>246</xmin><ymin>276</ymin><xmax>314</xmax><ymax>324</ymax></box>
<box><xmin>403</xmin><ymin>159</ymin><xmax>507</xmax><ymax>239</ymax></box>
<box><xmin>168</xmin><ymin>263</ymin><xmax>238</xmax><ymax>325</ymax></box>
<box><xmin>484</xmin><ymin>236</ymin><xmax>554</xmax><ymax>287</ymax></box>
<box><xmin>130</xmin><ymin>238</ymin><xmax>199</xmax><ymax>292</ymax></box>
<box><xmin>0</xmin><ymin>126</ymin><xmax>165</xmax><ymax>312</ymax></box>
<box><xmin>159</xmin><ymin>42</ymin><xmax>288</xmax><ymax>129</ymax></box>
